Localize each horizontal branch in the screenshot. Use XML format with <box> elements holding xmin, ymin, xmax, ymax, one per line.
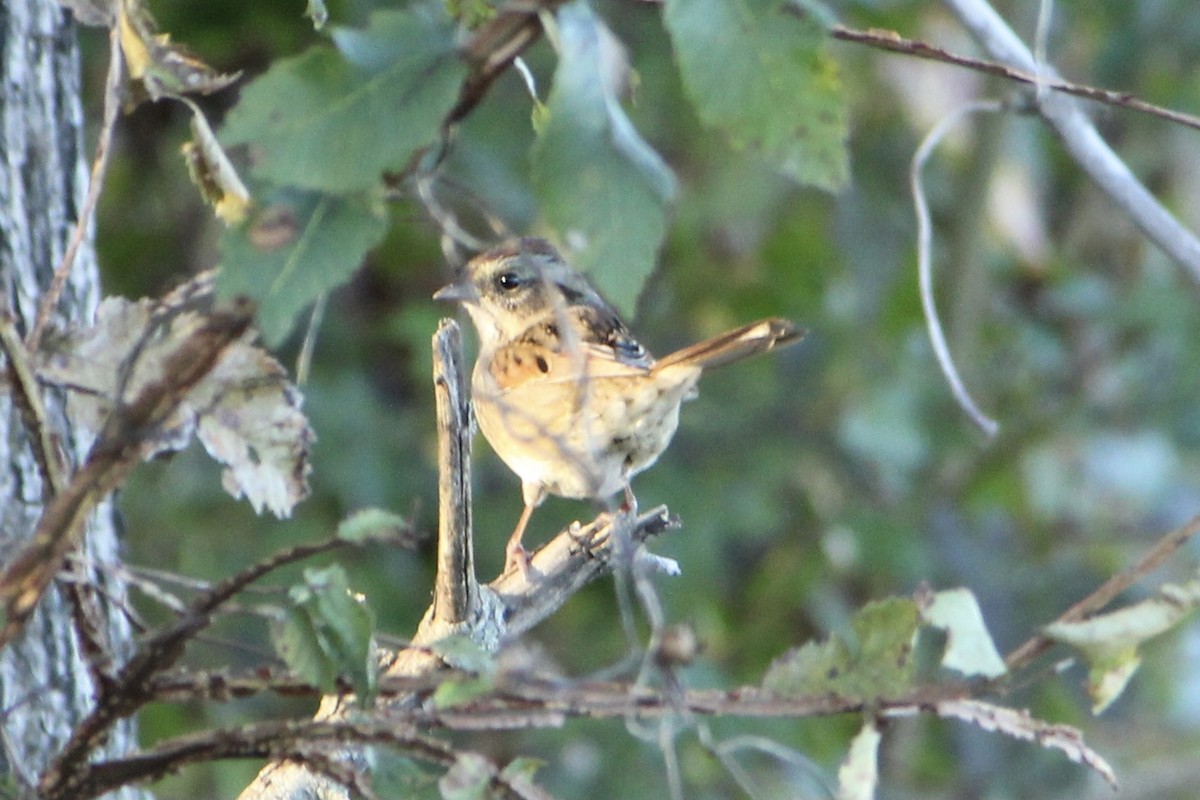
<box><xmin>829</xmin><ymin>24</ymin><xmax>1200</xmax><ymax>132</ymax></box>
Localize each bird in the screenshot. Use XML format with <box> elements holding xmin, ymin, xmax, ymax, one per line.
<box><xmin>434</xmin><ymin>237</ymin><xmax>803</xmax><ymax>576</ymax></box>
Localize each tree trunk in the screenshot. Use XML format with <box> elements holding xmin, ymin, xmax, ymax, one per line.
<box><xmin>0</xmin><ymin>2</ymin><xmax>145</xmax><ymax>797</ymax></box>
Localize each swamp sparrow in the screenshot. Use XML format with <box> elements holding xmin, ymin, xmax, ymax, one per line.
<box><xmin>435</xmin><ymin>238</ymin><xmax>802</xmax><ymax>575</ymax></box>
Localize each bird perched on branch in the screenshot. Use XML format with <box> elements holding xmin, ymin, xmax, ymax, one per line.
<box><xmin>435</xmin><ymin>238</ymin><xmax>803</xmax><ymax>576</ymax></box>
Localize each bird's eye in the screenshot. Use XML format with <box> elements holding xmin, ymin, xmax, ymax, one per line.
<box><xmin>495</xmin><ymin>271</ymin><xmax>523</xmax><ymax>291</ymax></box>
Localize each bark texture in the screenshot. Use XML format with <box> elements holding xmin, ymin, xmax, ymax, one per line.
<box><xmin>0</xmin><ymin>2</ymin><xmax>145</xmax><ymax>797</ymax></box>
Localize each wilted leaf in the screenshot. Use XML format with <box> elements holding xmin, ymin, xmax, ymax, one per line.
<box><xmin>837</xmin><ymin>719</ymin><xmax>881</xmax><ymax>800</ymax></box>
<box><xmin>37</xmin><ymin>276</ymin><xmax>313</xmax><ymax>518</ymax></box>
<box><xmin>220</xmin><ymin>6</ymin><xmax>465</xmax><ymax>192</ymax></box>
<box><xmin>272</xmin><ymin>566</ymin><xmax>378</xmax><ymax>701</ymax></box>
<box><xmin>192</xmin><ymin>343</ymin><xmax>313</xmax><ymax>517</ymax></box>
<box><xmin>1045</xmin><ymin>576</ymin><xmax>1200</xmax><ymax>713</ymax></box>
<box><xmin>764</xmin><ymin>598</ymin><xmax>919</xmax><ymax>700</ymax></box>
<box><xmin>118</xmin><ymin>0</ymin><xmax>240</xmax><ymax>100</ymax></box>
<box><xmin>218</xmin><ymin>188</ymin><xmax>389</xmax><ymax>344</ymax></box>
<box><xmin>663</xmin><ymin>0</ymin><xmax>848</xmax><ymax>189</ymax></box>
<box><xmin>936</xmin><ymin>699</ymin><xmax>1117</xmax><ymax>788</ymax></box>
<box><xmin>181</xmin><ymin>102</ymin><xmax>251</xmax><ymax>225</ymax></box>
<box><xmin>920</xmin><ymin>587</ymin><xmax>1007</xmax><ymax>679</ymax></box>
<box><xmin>531</xmin><ymin>2</ymin><xmax>676</xmax><ymax>315</ymax></box>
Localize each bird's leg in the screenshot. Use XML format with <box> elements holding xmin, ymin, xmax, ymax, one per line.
<box><xmin>620</xmin><ymin>483</ymin><xmax>637</xmax><ymax>516</ymax></box>
<box><xmin>505</xmin><ymin>501</ymin><xmax>535</xmax><ymax>578</ymax></box>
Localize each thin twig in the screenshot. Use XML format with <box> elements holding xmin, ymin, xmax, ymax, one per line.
<box><xmin>26</xmin><ymin>25</ymin><xmax>124</xmax><ymax>352</ymax></box>
<box><xmin>910</xmin><ymin>99</ymin><xmax>1005</xmax><ymax>437</ymax></box>
<box><xmin>827</xmin><ymin>24</ymin><xmax>1200</xmax><ymax>133</ymax></box>
<box><xmin>939</xmin><ymin>0</ymin><xmax>1200</xmax><ymax>283</ymax></box>
<box><xmin>1004</xmin><ymin>512</ymin><xmax>1200</xmax><ymax>671</ymax></box>
<box><xmin>0</xmin><ymin>314</ymin><xmax>65</xmax><ymax>495</ymax></box>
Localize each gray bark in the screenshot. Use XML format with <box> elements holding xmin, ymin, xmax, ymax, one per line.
<box><xmin>0</xmin><ymin>1</ymin><xmax>145</xmax><ymax>797</ymax></box>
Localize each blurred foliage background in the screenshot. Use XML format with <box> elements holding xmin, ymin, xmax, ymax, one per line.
<box><xmin>79</xmin><ymin>0</ymin><xmax>1200</xmax><ymax>797</ymax></box>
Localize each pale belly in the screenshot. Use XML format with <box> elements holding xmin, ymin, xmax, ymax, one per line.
<box><xmin>473</xmin><ymin>365</ymin><xmax>700</xmax><ymax>502</ymax></box>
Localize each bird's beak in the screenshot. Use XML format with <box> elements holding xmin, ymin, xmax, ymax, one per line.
<box><xmin>433</xmin><ymin>278</ymin><xmax>475</xmax><ymax>304</ymax></box>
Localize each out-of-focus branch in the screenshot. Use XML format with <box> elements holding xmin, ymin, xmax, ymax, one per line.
<box><xmin>827</xmin><ymin>24</ymin><xmax>1200</xmax><ymax>133</ymax></box>
<box><xmin>939</xmin><ymin>0</ymin><xmax>1200</xmax><ymax>284</ymax></box>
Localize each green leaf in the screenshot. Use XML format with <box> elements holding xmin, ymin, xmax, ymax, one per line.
<box><xmin>663</xmin><ymin>0</ymin><xmax>848</xmax><ymax>190</ymax></box>
<box><xmin>532</xmin><ymin>2</ymin><xmax>676</xmax><ymax>315</ymax></box>
<box><xmin>920</xmin><ymin>587</ymin><xmax>1007</xmax><ymax>679</ymax></box>
<box><xmin>217</xmin><ymin>188</ymin><xmax>388</xmax><ymax>344</ymax></box>
<box><xmin>220</xmin><ymin>6</ymin><xmax>466</xmax><ymax>192</ymax></box>
<box><xmin>764</xmin><ymin>598</ymin><xmax>919</xmax><ymax>700</ymax></box>
<box><xmin>432</xmin><ymin>675</ymin><xmax>495</xmax><ymax>709</ymax></box>
<box><xmin>1045</xmin><ymin>575</ymin><xmax>1200</xmax><ymax>713</ymax></box>
<box><xmin>271</xmin><ymin>603</ymin><xmax>337</xmax><ymax>691</ymax></box>
<box><xmin>430</xmin><ymin>634</ymin><xmax>496</xmax><ymax>673</ymax></box>
<box><xmin>337</xmin><ymin>507</ymin><xmax>413</xmax><ymax>544</ymax></box>
<box><xmin>271</xmin><ymin>565</ymin><xmax>378</xmax><ymax>702</ymax></box>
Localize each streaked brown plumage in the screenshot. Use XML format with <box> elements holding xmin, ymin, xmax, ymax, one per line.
<box><xmin>435</xmin><ymin>238</ymin><xmax>803</xmax><ymax>575</ymax></box>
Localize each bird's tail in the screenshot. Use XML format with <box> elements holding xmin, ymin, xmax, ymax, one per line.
<box><xmin>653</xmin><ymin>318</ymin><xmax>804</xmax><ymax>372</ymax></box>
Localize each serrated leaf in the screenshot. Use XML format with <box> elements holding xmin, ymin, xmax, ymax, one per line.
<box><xmin>663</xmin><ymin>0</ymin><xmax>848</xmax><ymax>189</ymax></box>
<box><xmin>220</xmin><ymin>6</ymin><xmax>465</xmax><ymax>192</ymax></box>
<box><xmin>764</xmin><ymin>598</ymin><xmax>919</xmax><ymax>700</ymax></box>
<box><xmin>275</xmin><ymin>566</ymin><xmax>378</xmax><ymax>702</ymax></box>
<box><xmin>36</xmin><ymin>278</ymin><xmax>312</xmax><ymax>518</ymax></box>
<box><xmin>837</xmin><ymin>719</ymin><xmax>881</xmax><ymax>800</ymax></box>
<box><xmin>920</xmin><ymin>587</ymin><xmax>1007</xmax><ymax>679</ymax></box>
<box><xmin>1045</xmin><ymin>576</ymin><xmax>1200</xmax><ymax>713</ymax></box>
<box><xmin>337</xmin><ymin>508</ymin><xmax>414</xmax><ymax>544</ymax></box>
<box><xmin>218</xmin><ymin>188</ymin><xmax>388</xmax><ymax>344</ymax></box>
<box><xmin>532</xmin><ymin>2</ymin><xmax>676</xmax><ymax>315</ymax></box>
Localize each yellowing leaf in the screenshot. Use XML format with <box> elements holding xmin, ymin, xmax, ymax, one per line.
<box><xmin>118</xmin><ymin>0</ymin><xmax>239</xmax><ymax>100</ymax></box>
<box><xmin>920</xmin><ymin>587</ymin><xmax>1007</xmax><ymax>679</ymax></box>
<box><xmin>182</xmin><ymin>103</ymin><xmax>251</xmax><ymax>225</ymax></box>
<box><xmin>837</xmin><ymin>719</ymin><xmax>881</xmax><ymax>800</ymax></box>
<box><xmin>1045</xmin><ymin>576</ymin><xmax>1200</xmax><ymax>713</ymax></box>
